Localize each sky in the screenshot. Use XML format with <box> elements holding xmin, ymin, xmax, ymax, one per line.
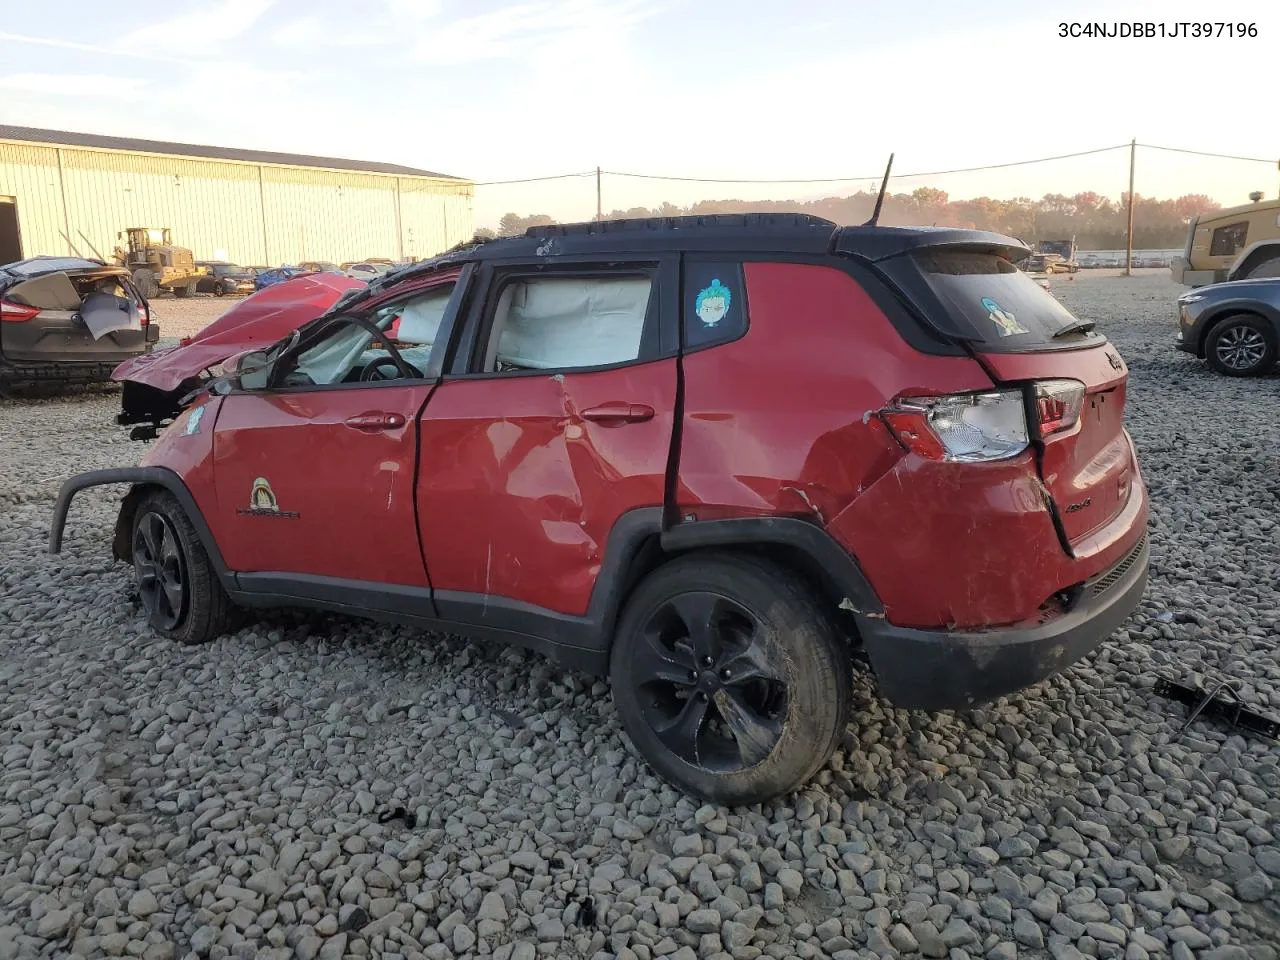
<box><xmin>1</xmin><ymin>0</ymin><xmax>1277</xmax><ymax>229</ymax></box>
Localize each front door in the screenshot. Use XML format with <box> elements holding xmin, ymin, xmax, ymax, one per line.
<box><xmin>210</xmin><ymin>280</ymin><xmax>461</xmax><ymax>587</ymax></box>
<box><xmin>417</xmin><ymin>259</ymin><xmax>678</xmax><ymax>617</ymax></box>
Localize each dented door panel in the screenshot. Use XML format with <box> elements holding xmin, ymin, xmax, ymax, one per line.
<box><xmin>211</xmin><ymin>386</ymin><xmax>434</xmax><ymax>586</ymax></box>
<box><xmin>416</xmin><ymin>362</ymin><xmax>676</xmax><ymax>616</ymax></box>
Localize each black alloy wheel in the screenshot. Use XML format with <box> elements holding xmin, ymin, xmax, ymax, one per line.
<box><xmin>133</xmin><ymin>509</ymin><xmax>188</xmax><ymax>632</ymax></box>
<box><xmin>611</xmin><ymin>553</ymin><xmax>851</xmax><ymax>805</ymax></box>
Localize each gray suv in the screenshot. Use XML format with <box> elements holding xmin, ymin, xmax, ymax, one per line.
<box><xmin>0</xmin><ymin>256</ymin><xmax>160</xmax><ymax>388</ymax></box>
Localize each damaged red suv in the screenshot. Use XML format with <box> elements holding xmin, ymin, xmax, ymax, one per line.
<box><xmin>50</xmin><ymin>215</ymin><xmax>1149</xmax><ymax>804</ymax></box>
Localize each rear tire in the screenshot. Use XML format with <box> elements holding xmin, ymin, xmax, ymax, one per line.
<box><xmin>610</xmin><ymin>552</ymin><xmax>851</xmax><ymax>806</ymax></box>
<box><xmin>1205</xmin><ymin>314</ymin><xmax>1277</xmax><ymax>377</ymax></box>
<box><xmin>131</xmin><ymin>490</ymin><xmax>234</xmax><ymax>645</ymax></box>
<box><xmin>173</xmin><ymin>280</ymin><xmax>196</xmax><ymax>299</ymax></box>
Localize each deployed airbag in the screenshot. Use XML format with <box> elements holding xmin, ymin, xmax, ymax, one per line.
<box><xmin>495</xmin><ymin>277</ymin><xmax>650</xmax><ymax>370</ymax></box>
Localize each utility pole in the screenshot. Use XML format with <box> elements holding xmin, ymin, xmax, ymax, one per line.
<box><xmin>1124</xmin><ymin>138</ymin><xmax>1136</xmax><ymax>277</ymax></box>
<box><xmin>596</xmin><ymin>167</ymin><xmax>603</xmax><ymax>222</ymax></box>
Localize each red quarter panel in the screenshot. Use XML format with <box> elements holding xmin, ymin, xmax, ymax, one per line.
<box><xmin>674</xmin><ymin>261</ymin><xmax>993</xmax><ymax>523</ymax></box>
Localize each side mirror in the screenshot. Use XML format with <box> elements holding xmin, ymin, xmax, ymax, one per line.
<box><xmin>234</xmin><ymin>350</ymin><xmax>272</xmax><ymax>390</ymax></box>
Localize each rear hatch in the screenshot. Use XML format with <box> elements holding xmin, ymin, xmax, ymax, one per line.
<box><xmin>0</xmin><ymin>260</ymin><xmax>150</xmax><ymax>364</ymax></box>
<box><xmin>883</xmin><ymin>246</ymin><xmax>1134</xmax><ymax>550</ymax></box>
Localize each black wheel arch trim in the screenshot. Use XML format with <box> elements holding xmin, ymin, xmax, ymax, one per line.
<box><xmin>659</xmin><ymin>516</ymin><xmax>886</xmax><ymax>625</ymax></box>
<box><xmin>48</xmin><ymin>466</ymin><xmax>234</xmax><ymax>589</ymax></box>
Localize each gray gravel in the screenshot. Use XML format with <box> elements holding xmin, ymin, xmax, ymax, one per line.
<box><xmin>1</xmin><ymin>270</ymin><xmax>1277</xmax><ymax>959</ymax></box>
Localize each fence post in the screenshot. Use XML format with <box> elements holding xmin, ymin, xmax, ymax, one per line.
<box><xmin>1125</xmin><ymin>139</ymin><xmax>1136</xmax><ymax>276</ymax></box>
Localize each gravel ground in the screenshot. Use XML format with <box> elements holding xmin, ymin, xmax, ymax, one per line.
<box><xmin>1</xmin><ymin>270</ymin><xmax>1277</xmax><ymax>960</ymax></box>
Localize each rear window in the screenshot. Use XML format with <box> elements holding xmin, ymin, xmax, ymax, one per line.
<box><xmin>911</xmin><ymin>250</ymin><xmax>1102</xmax><ymax>349</ymax></box>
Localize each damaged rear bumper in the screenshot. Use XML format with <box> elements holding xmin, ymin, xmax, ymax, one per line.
<box><xmin>862</xmin><ymin>534</ymin><xmax>1149</xmax><ymax>711</ymax></box>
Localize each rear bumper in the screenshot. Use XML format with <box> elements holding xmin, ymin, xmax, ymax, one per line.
<box><xmin>0</xmin><ymin>358</ymin><xmax>130</xmax><ymax>384</ymax></box>
<box><xmin>861</xmin><ymin>534</ymin><xmax>1149</xmax><ymax>710</ymax></box>
<box><xmin>1</xmin><ymin>324</ymin><xmax>159</xmax><ymax>382</ymax></box>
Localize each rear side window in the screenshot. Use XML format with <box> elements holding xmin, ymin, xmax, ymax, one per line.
<box><xmin>1210</xmin><ymin>222</ymin><xmax>1248</xmax><ymax>257</ymax></box>
<box><xmin>482</xmin><ymin>274</ymin><xmax>653</xmax><ymax>373</ymax></box>
<box><xmin>682</xmin><ymin>260</ymin><xmax>747</xmax><ymax>350</ymax></box>
<box><xmin>910</xmin><ymin>250</ymin><xmax>1100</xmax><ymax>348</ymax></box>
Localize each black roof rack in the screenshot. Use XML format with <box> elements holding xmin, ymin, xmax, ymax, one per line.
<box><xmin>525</xmin><ymin>213</ymin><xmax>837</xmax><ymax>238</ymax></box>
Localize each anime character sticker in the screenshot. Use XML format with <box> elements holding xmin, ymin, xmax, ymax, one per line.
<box><xmin>982</xmin><ymin>297</ymin><xmax>1028</xmax><ymax>337</ymax></box>
<box><xmin>695</xmin><ymin>279</ymin><xmax>732</xmax><ymax>327</ymax></box>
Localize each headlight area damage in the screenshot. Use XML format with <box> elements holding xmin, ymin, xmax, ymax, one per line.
<box><xmin>113</xmin><ymin>272</ymin><xmax>365</xmax><ymax>438</ymax></box>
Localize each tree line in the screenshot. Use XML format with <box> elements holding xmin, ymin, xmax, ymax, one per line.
<box><xmin>490</xmin><ymin>190</ymin><xmax>1225</xmax><ymax>249</ymax></box>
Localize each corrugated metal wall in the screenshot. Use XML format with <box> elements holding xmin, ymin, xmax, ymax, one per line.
<box><xmin>0</xmin><ymin>141</ymin><xmax>473</xmax><ymax>267</ymax></box>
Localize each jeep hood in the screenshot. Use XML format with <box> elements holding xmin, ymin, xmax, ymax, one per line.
<box><xmin>113</xmin><ymin>272</ymin><xmax>364</xmax><ymax>392</ymax></box>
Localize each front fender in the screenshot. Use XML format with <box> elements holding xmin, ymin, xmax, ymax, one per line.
<box><xmin>48</xmin><ymin>466</ymin><xmax>232</xmax><ymax>586</ymax></box>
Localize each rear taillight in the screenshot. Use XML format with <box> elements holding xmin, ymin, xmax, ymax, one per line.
<box><xmin>1033</xmin><ymin>379</ymin><xmax>1085</xmax><ymax>437</ymax></box>
<box><xmin>0</xmin><ymin>299</ymin><xmax>39</xmax><ymax>322</ymax></box>
<box><xmin>881</xmin><ymin>390</ymin><xmax>1029</xmax><ymax>463</ymax></box>
<box><xmin>138</xmin><ymin>303</ymin><xmax>150</xmax><ymax>326</ymax></box>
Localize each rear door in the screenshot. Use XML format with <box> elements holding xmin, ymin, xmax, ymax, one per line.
<box><xmin>416</xmin><ymin>256</ymin><xmax>678</xmax><ymax>618</ymax></box>
<box><xmin>895</xmin><ymin>248</ymin><xmax>1137</xmax><ymax>550</ymax></box>
<box><xmin>0</xmin><ymin>266</ymin><xmax>148</xmax><ymax>363</ymax></box>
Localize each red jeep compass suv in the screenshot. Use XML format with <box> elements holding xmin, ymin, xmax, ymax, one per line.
<box><xmin>50</xmin><ymin>215</ymin><xmax>1149</xmax><ymax>804</ymax></box>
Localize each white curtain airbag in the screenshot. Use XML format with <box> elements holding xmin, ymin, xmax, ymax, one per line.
<box><xmin>495</xmin><ymin>277</ymin><xmax>649</xmax><ymax>370</ymax></box>
<box><xmin>396</xmin><ymin>291</ymin><xmax>450</xmax><ymax>344</ymax></box>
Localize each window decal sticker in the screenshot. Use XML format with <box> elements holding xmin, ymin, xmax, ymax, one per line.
<box><xmin>695</xmin><ymin>280</ymin><xmax>731</xmax><ymax>327</ymax></box>
<box><xmin>981</xmin><ymin>297</ymin><xmax>1028</xmax><ymax>337</ymax></box>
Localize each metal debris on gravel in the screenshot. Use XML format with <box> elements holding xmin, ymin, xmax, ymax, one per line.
<box><xmin>1</xmin><ymin>272</ymin><xmax>1277</xmax><ymax>959</ymax></box>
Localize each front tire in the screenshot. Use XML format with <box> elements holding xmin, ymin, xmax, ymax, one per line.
<box><xmin>1205</xmin><ymin>314</ymin><xmax>1277</xmax><ymax>377</ymax></box>
<box><xmin>610</xmin><ymin>553</ymin><xmax>851</xmax><ymax>806</ymax></box>
<box><xmin>131</xmin><ymin>490</ymin><xmax>234</xmax><ymax>644</ymax></box>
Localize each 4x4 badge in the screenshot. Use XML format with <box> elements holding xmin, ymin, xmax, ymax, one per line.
<box><xmin>237</xmin><ymin>477</ymin><xmax>299</xmax><ymax>518</ymax></box>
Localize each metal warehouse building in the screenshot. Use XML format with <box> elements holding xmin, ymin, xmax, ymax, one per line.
<box><xmin>0</xmin><ymin>125</ymin><xmax>474</xmax><ymax>268</ymax></box>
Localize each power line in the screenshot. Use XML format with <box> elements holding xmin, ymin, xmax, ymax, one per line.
<box><xmin>471</xmin><ymin>143</ymin><xmax>1278</xmax><ymax>191</ymax></box>
<box><xmin>890</xmin><ymin>144</ymin><xmax>1131</xmax><ymax>180</ymax></box>
<box><xmin>1138</xmin><ymin>143</ymin><xmax>1277</xmax><ymax>165</ymax></box>
<box><xmin>599</xmin><ymin>144</ymin><xmax>1131</xmax><ymax>185</ymax></box>
<box><xmin>473</xmin><ymin>171</ymin><xmax>595</xmax><ymax>186</ymax></box>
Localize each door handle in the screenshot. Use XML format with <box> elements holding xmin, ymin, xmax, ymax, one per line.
<box><xmin>581</xmin><ymin>403</ymin><xmax>655</xmax><ymax>424</ymax></box>
<box><xmin>344</xmin><ymin>412</ymin><xmax>406</xmax><ymax>431</ymax></box>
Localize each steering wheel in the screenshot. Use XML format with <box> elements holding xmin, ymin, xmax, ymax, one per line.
<box><xmin>361</xmin><ymin>355</ymin><xmax>422</xmax><ymax>381</ymax></box>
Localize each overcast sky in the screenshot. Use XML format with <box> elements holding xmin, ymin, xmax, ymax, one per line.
<box><xmin>1</xmin><ymin>0</ymin><xmax>1276</xmax><ymax>228</ymax></box>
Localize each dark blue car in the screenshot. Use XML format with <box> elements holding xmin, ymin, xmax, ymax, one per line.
<box><xmin>253</xmin><ymin>266</ymin><xmax>310</xmax><ymax>291</ymax></box>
